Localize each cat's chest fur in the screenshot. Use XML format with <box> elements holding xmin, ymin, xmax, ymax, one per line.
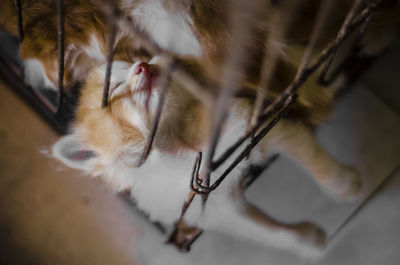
<box><xmin>109</xmin><ymin>114</ymin><xmax>250</xmax><ymax>226</ymax></box>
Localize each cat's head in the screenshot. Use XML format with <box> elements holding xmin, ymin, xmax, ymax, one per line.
<box><xmin>53</xmin><ymin>58</ymin><xmax>211</xmax><ymax>175</ymax></box>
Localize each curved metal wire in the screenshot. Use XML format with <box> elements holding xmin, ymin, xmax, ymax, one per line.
<box><xmin>56</xmin><ymin>0</ymin><xmax>65</xmax><ymax>113</ymax></box>
<box><xmin>101</xmin><ymin>17</ymin><xmax>117</xmax><ymax>108</ymax></box>
<box><xmin>13</xmin><ymin>0</ymin><xmax>23</xmax><ymax>42</ymax></box>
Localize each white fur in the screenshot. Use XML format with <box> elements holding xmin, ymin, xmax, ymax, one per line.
<box><xmin>121</xmin><ymin>99</ymin><xmax>151</xmax><ymax>135</ymax></box>
<box><xmin>64</xmin><ymin>44</ymin><xmax>85</xmax><ymax>82</ymax></box>
<box><xmin>53</xmin><ymin>109</ymin><xmax>324</xmax><ymax>258</ymax></box>
<box><xmin>83</xmin><ymin>33</ymin><xmax>106</xmax><ymax>62</ymax></box>
<box><xmin>93</xmin><ymin>60</ymin><xmax>132</xmax><ymax>86</ymax></box>
<box><xmin>23</xmin><ymin>34</ymin><xmax>106</xmax><ymax>91</ymax></box>
<box><xmin>129</xmin><ymin>0</ymin><xmax>202</xmax><ymax>56</ymax></box>
<box><xmin>23</xmin><ymin>59</ymin><xmax>56</xmax><ymax>90</ymax></box>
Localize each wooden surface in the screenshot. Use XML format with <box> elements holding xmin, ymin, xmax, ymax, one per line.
<box><xmin>0</xmin><ymin>80</ymin><xmax>139</xmax><ymax>265</ymax></box>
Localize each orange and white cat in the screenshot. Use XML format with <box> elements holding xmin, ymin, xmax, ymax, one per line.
<box><xmin>1</xmin><ymin>0</ymin><xmax>398</xmax><ymax>258</ymax></box>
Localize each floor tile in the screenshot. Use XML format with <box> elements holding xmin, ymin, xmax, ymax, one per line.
<box><xmin>311</xmin><ymin>166</ymin><xmax>400</xmax><ymax>265</ymax></box>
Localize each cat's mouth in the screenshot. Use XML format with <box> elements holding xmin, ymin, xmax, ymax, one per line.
<box><xmin>110</xmin><ymin>61</ymin><xmax>160</xmax><ymax>111</ymax></box>
<box><xmin>128</xmin><ymin>62</ymin><xmax>159</xmax><ymax>110</ymax></box>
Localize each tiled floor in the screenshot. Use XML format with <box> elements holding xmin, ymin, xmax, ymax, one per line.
<box><xmin>0</xmin><ymin>38</ymin><xmax>399</xmax><ymax>265</ymax></box>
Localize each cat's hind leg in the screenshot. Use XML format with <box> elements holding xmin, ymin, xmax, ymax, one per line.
<box><xmin>258</xmin><ymin>120</ymin><xmax>362</xmax><ymax>199</ymax></box>
<box><xmin>204</xmin><ymin>173</ymin><xmax>326</xmax><ymax>258</ymax></box>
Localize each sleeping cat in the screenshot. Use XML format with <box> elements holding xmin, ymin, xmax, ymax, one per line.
<box><xmin>1</xmin><ymin>0</ymin><xmax>398</xmax><ymax>258</ymax></box>
<box><xmin>52</xmin><ymin>58</ymin><xmax>361</xmax><ymax>258</ymax></box>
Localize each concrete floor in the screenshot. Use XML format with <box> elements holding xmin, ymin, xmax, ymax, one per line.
<box><xmin>0</xmin><ymin>39</ymin><xmax>400</xmax><ymax>265</ymax></box>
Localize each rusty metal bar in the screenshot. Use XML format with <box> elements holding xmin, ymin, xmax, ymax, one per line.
<box><xmin>137</xmin><ymin>56</ymin><xmax>174</xmax><ymax>166</ymax></box>
<box><xmin>92</xmin><ymin>0</ymin><xmax>214</xmax><ymax>106</ymax></box>
<box><xmin>199</xmin><ymin>0</ymin><xmax>381</xmax><ymax>191</ymax></box>
<box><xmin>259</xmin><ymin>0</ymin><xmax>381</xmax><ymax>121</ymax></box>
<box><xmin>358</xmin><ymin>10</ymin><xmax>374</xmax><ymax>36</ymax></box>
<box><xmin>166</xmin><ymin>152</ymin><xmax>202</xmax><ymax>250</ymax></box>
<box><xmin>192</xmin><ymin>95</ymin><xmax>296</xmax><ymax>194</ymax></box>
<box><xmin>13</xmin><ymin>0</ymin><xmax>23</xmax><ymax>42</ymax></box>
<box><xmin>199</xmin><ymin>0</ymin><xmax>264</xmax><ymax>204</ymax></box>
<box><xmin>101</xmin><ymin>18</ymin><xmax>117</xmax><ymax>108</ymax></box>
<box><xmin>241</xmin><ymin>154</ymin><xmax>279</xmax><ymax>190</ymax></box>
<box><xmin>217</xmin><ymin>0</ymin><xmax>332</xmax><ymax>169</ymax></box>
<box><xmin>249</xmin><ymin>0</ymin><xmax>303</xmax><ymax>129</ymax></box>
<box><xmin>211</xmin><ymin>132</ymin><xmax>250</xmax><ymax>171</ymax></box>
<box><xmin>182</xmin><ymin>152</ymin><xmax>202</xmax><ymax>219</ymax></box>
<box><xmin>56</xmin><ymin>0</ymin><xmax>65</xmax><ymax>113</ymax></box>
<box><xmin>319</xmin><ymin>11</ymin><xmax>374</xmax><ymax>86</ymax></box>
<box><xmin>295</xmin><ymin>0</ymin><xmax>335</xmax><ymax>79</ymax></box>
<box><xmin>318</xmin><ymin>0</ymin><xmax>366</xmax><ymax>85</ymax></box>
<box><xmin>115</xmin><ymin>8</ymin><xmax>214</xmax><ymax>106</ymax></box>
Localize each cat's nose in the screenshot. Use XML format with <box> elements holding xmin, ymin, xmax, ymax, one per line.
<box><xmin>126</xmin><ymin>61</ymin><xmax>152</xmax><ymax>92</ymax></box>
<box><xmin>135</xmin><ymin>62</ymin><xmax>150</xmax><ymax>76</ymax></box>
<box><xmin>127</xmin><ymin>61</ymin><xmax>160</xmax><ymax>93</ymax></box>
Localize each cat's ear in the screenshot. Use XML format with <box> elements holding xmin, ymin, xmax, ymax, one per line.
<box><xmin>52</xmin><ymin>135</ymin><xmax>97</xmax><ymax>171</ymax></box>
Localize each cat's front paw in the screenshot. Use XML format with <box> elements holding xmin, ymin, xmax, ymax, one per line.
<box><xmin>336</xmin><ymin>165</ymin><xmax>362</xmax><ymax>199</ymax></box>
<box><xmin>327</xmin><ymin>165</ymin><xmax>362</xmax><ymax>200</ymax></box>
